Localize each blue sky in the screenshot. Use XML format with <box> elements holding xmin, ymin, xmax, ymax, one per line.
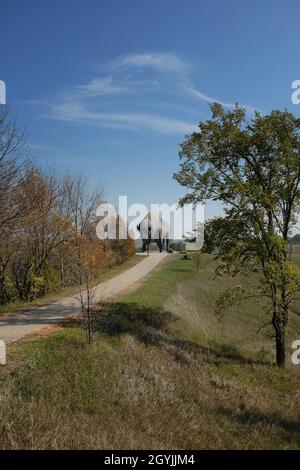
<box><xmin>1</xmin><ymin>0</ymin><xmax>300</xmax><ymax>218</ymax></box>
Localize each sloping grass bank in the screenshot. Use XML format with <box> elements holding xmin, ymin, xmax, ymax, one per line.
<box><xmin>0</xmin><ymin>254</ymin><xmax>299</xmax><ymax>449</ymax></box>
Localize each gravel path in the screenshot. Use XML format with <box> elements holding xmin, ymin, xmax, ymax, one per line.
<box><xmin>0</xmin><ymin>253</ymin><xmax>169</xmax><ymax>343</ymax></box>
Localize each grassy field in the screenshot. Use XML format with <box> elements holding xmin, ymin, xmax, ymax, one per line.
<box><xmin>0</xmin><ymin>253</ymin><xmax>300</xmax><ymax>449</ymax></box>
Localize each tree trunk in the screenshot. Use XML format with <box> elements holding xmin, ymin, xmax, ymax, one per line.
<box><xmin>59</xmin><ymin>255</ymin><xmax>65</xmax><ymax>285</ymax></box>
<box><xmin>272</xmin><ymin>311</ymin><xmax>286</xmax><ymax>368</ymax></box>
<box><xmin>275</xmin><ymin>328</ymin><xmax>285</xmax><ymax>368</ymax></box>
<box><xmin>0</xmin><ymin>276</ymin><xmax>10</xmax><ymax>304</ymax></box>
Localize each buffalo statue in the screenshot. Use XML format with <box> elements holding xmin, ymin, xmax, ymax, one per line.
<box><xmin>137</xmin><ymin>212</ymin><xmax>170</xmax><ymax>253</ymax></box>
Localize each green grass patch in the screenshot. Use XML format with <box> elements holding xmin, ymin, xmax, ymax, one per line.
<box><xmin>0</xmin><ymin>253</ymin><xmax>300</xmax><ymax>449</ymax></box>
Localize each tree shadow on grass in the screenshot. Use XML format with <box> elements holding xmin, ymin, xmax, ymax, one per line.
<box><xmin>168</xmin><ymin>267</ymin><xmax>194</xmax><ymax>273</ymax></box>
<box><xmin>91</xmin><ymin>302</ymin><xmax>269</xmax><ymax>366</ymax></box>
<box><xmin>216</xmin><ymin>405</ymin><xmax>300</xmax><ymax>444</ymax></box>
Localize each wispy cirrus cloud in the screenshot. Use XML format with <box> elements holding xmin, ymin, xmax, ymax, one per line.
<box><xmin>70</xmin><ymin>74</ymin><xmax>159</xmax><ymax>99</ymax></box>
<box><xmin>183</xmin><ymin>79</ymin><xmax>257</xmax><ymax>113</ymax></box>
<box><xmin>73</xmin><ymin>75</ymin><xmax>129</xmax><ymax>97</ymax></box>
<box><xmin>112</xmin><ymin>52</ymin><xmax>189</xmax><ymax>74</ymax></box>
<box><xmin>51</xmin><ymin>102</ymin><xmax>197</xmax><ymax>134</ymax></box>
<box><xmin>45</xmin><ymin>51</ymin><xmax>257</xmax><ymax>135</ymax></box>
<box><xmin>46</xmin><ymin>52</ymin><xmax>198</xmax><ymax>134</ymax></box>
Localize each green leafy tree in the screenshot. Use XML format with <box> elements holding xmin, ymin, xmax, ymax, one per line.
<box><xmin>174</xmin><ymin>103</ymin><xmax>300</xmax><ymax>368</ymax></box>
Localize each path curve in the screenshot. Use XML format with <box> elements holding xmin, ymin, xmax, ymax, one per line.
<box><xmin>0</xmin><ymin>253</ymin><xmax>169</xmax><ymax>343</ymax></box>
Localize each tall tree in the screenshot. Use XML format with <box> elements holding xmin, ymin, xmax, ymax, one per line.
<box><xmin>61</xmin><ymin>174</ymin><xmax>105</xmax><ymax>236</ymax></box>
<box><xmin>0</xmin><ymin>106</ymin><xmax>30</xmax><ymax>231</ymax></box>
<box><xmin>0</xmin><ymin>107</ymin><xmax>32</xmax><ymax>303</ymax></box>
<box><xmin>11</xmin><ymin>169</ymin><xmax>73</xmax><ymax>300</ymax></box>
<box><xmin>174</xmin><ymin>104</ymin><xmax>300</xmax><ymax>368</ymax></box>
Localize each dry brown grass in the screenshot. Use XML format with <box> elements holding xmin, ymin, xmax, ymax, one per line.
<box><xmin>0</xmin><ymin>255</ymin><xmax>300</xmax><ymax>449</ymax></box>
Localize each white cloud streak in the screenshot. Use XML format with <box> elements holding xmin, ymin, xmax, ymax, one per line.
<box><xmin>112</xmin><ymin>52</ymin><xmax>188</xmax><ymax>74</ymax></box>
<box><xmin>183</xmin><ymin>80</ymin><xmax>257</xmax><ymax>112</ymax></box>
<box><xmin>46</xmin><ymin>52</ymin><xmax>257</xmax><ymax>134</ymax></box>
<box><xmin>73</xmin><ymin>76</ymin><xmax>128</xmax><ymax>96</ymax></box>
<box><xmin>51</xmin><ymin>102</ymin><xmax>197</xmax><ymax>134</ymax></box>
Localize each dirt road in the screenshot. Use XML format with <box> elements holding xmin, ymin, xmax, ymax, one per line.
<box><xmin>0</xmin><ymin>253</ymin><xmax>169</xmax><ymax>343</ymax></box>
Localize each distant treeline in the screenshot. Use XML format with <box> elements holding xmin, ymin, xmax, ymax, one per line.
<box><xmin>0</xmin><ymin>107</ymin><xmax>135</xmax><ymax>305</ymax></box>
<box><xmin>288</xmin><ymin>234</ymin><xmax>300</xmax><ymax>244</ymax></box>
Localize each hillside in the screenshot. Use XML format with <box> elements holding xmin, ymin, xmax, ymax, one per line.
<box><xmin>0</xmin><ymin>254</ymin><xmax>300</xmax><ymax>449</ymax></box>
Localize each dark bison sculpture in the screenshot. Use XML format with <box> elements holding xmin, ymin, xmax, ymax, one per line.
<box><xmin>137</xmin><ymin>213</ymin><xmax>170</xmax><ymax>253</ymax></box>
